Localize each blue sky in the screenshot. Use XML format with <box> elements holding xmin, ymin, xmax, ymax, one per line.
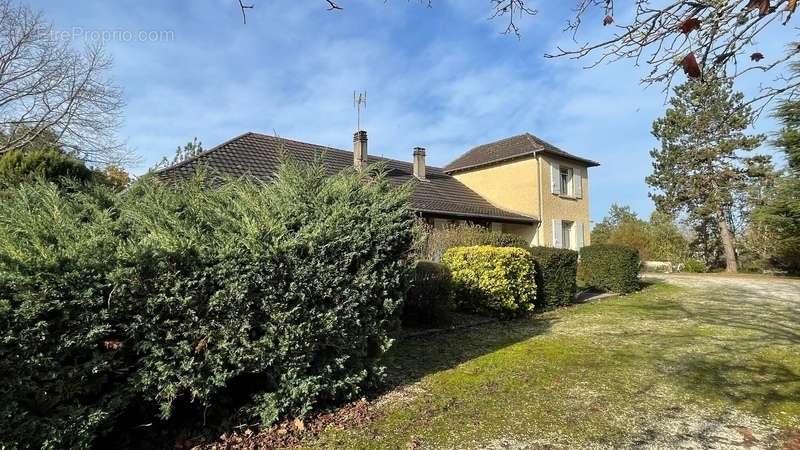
<box><xmin>31</xmin><ymin>0</ymin><xmax>785</xmax><ymax>225</ymax></box>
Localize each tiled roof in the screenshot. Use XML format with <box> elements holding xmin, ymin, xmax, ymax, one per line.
<box><xmin>443</xmin><ymin>133</ymin><xmax>600</xmax><ymax>173</ymax></box>
<box><xmin>153</xmin><ymin>132</ymin><xmax>537</xmax><ymax>224</ymax></box>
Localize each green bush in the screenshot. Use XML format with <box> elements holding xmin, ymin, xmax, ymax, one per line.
<box><xmin>420</xmin><ymin>223</ymin><xmax>528</xmax><ymax>261</ymax></box>
<box><xmin>403</xmin><ymin>261</ymin><xmax>453</xmax><ymax>326</ymax></box>
<box><xmin>578</xmin><ymin>244</ymin><xmax>640</xmax><ymax>294</ymax></box>
<box><xmin>0</xmin><ymin>161</ymin><xmax>414</xmax><ymax>449</ymax></box>
<box><xmin>527</xmin><ymin>247</ymin><xmax>578</xmax><ymax>310</ymax></box>
<box><xmin>683</xmin><ymin>258</ymin><xmax>708</xmax><ymax>273</ymax></box>
<box><xmin>0</xmin><ymin>148</ymin><xmax>95</xmax><ymax>188</ymax></box>
<box><xmin>442</xmin><ymin>246</ymin><xmax>536</xmax><ymax>317</ymax></box>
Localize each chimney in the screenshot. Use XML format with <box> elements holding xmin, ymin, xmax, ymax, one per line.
<box><xmin>353</xmin><ymin>130</ymin><xmax>368</xmax><ymax>170</ymax></box>
<box><xmin>413</xmin><ymin>147</ymin><xmax>427</xmax><ymax>180</ymax></box>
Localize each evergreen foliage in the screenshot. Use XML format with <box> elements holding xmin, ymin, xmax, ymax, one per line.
<box><xmin>0</xmin><ymin>160</ymin><xmax>414</xmax><ymax>448</ymax></box>
<box><xmin>647</xmin><ymin>78</ymin><xmax>767</xmax><ymax>272</ymax></box>
<box><xmin>579</xmin><ymin>245</ymin><xmax>640</xmax><ymax>293</ymax></box>
<box><xmin>442</xmin><ymin>246</ymin><xmax>536</xmax><ymax>317</ymax></box>
<box><xmin>0</xmin><ymin>148</ymin><xmax>94</xmax><ymax>188</ymax></box>
<box><xmin>527</xmin><ymin>247</ymin><xmax>578</xmax><ymax>310</ymax></box>
<box><xmin>403</xmin><ymin>261</ymin><xmax>453</xmax><ymax>326</ymax></box>
<box><xmin>752</xmin><ymin>89</ymin><xmax>800</xmax><ymax>273</ymax></box>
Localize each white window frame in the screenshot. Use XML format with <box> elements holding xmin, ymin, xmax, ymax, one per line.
<box><xmin>561</xmin><ymin>220</ymin><xmax>573</xmax><ymax>249</ymax></box>
<box><xmin>559</xmin><ymin>167</ymin><xmax>573</xmax><ymax>196</ymax></box>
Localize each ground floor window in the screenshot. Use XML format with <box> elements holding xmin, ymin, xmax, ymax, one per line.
<box><xmin>561</xmin><ymin>220</ymin><xmax>573</xmax><ymax>249</ymax></box>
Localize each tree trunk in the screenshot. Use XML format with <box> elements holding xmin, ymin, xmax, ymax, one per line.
<box><xmin>718</xmin><ymin>212</ymin><xmax>738</xmax><ymax>273</ymax></box>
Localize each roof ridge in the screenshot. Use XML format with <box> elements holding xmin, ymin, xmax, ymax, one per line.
<box><xmin>247</xmin><ymin>132</ymin><xmax>447</xmax><ymax>170</ymax></box>
<box><xmin>445</xmin><ymin>131</ymin><xmax>599</xmax><ymax>172</ymax></box>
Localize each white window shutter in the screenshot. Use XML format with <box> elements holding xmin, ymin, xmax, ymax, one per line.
<box><xmin>552</xmin><ymin>219</ymin><xmax>562</xmax><ymax>248</ymax></box>
<box><xmin>576</xmin><ymin>222</ymin><xmax>585</xmax><ymax>249</ymax></box>
<box><xmin>550</xmin><ymin>163</ymin><xmax>560</xmax><ymax>195</ymax></box>
<box><xmin>574</xmin><ymin>171</ymin><xmax>583</xmax><ymax>199</ymax></box>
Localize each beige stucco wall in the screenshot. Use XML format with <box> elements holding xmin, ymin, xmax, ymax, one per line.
<box><xmin>500</xmin><ymin>222</ymin><xmax>537</xmax><ymax>245</ymax></box>
<box><xmin>539</xmin><ymin>155</ymin><xmax>591</xmax><ymax>248</ymax></box>
<box><xmin>452</xmin><ymin>158</ymin><xmax>540</xmax><ymax>219</ymax></box>
<box><xmin>451</xmin><ymin>154</ymin><xmax>592</xmax><ymax>249</ymax></box>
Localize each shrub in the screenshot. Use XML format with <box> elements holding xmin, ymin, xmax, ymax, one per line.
<box><xmin>0</xmin><ymin>148</ymin><xmax>95</xmax><ymax>188</ymax></box>
<box><xmin>420</xmin><ymin>223</ymin><xmax>528</xmax><ymax>261</ymax></box>
<box><xmin>527</xmin><ymin>247</ymin><xmax>578</xmax><ymax>310</ymax></box>
<box><xmin>578</xmin><ymin>244</ymin><xmax>640</xmax><ymax>294</ymax></box>
<box><xmin>683</xmin><ymin>258</ymin><xmax>708</xmax><ymax>273</ymax></box>
<box><xmin>0</xmin><ymin>161</ymin><xmax>414</xmax><ymax>449</ymax></box>
<box><xmin>442</xmin><ymin>246</ymin><xmax>536</xmax><ymax>317</ymax></box>
<box><xmin>403</xmin><ymin>261</ymin><xmax>453</xmax><ymax>326</ymax></box>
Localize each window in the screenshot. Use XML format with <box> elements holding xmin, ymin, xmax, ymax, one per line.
<box><xmin>561</xmin><ymin>220</ymin><xmax>573</xmax><ymax>249</ymax></box>
<box><xmin>559</xmin><ymin>167</ymin><xmax>573</xmax><ymax>196</ymax></box>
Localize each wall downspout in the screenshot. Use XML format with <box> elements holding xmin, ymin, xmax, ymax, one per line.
<box><xmin>536</xmin><ymin>152</ymin><xmax>545</xmax><ymax>246</ymax></box>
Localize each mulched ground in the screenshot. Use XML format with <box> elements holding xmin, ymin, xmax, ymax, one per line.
<box><xmin>191</xmin><ymin>399</ymin><xmax>373</xmax><ymax>450</ymax></box>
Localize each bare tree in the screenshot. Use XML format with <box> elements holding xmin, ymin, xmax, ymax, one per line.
<box><xmin>0</xmin><ymin>0</ymin><xmax>129</xmax><ymax>165</ymax></box>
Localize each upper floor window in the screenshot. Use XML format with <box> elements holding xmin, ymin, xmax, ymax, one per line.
<box><xmin>560</xmin><ymin>167</ymin><xmax>573</xmax><ymax>195</ymax></box>
<box><xmin>551</xmin><ymin>161</ymin><xmax>583</xmax><ymax>199</ymax></box>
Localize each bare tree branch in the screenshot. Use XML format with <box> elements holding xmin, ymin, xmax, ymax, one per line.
<box><xmin>545</xmin><ymin>1</ymin><xmax>800</xmax><ymax>107</ymax></box>
<box><xmin>0</xmin><ymin>0</ymin><xmax>130</xmax><ymax>165</ymax></box>
<box><xmin>238</xmin><ymin>0</ymin><xmax>254</xmax><ymax>24</ymax></box>
<box><xmin>489</xmin><ymin>1</ymin><xmax>538</xmax><ymax>37</ymax></box>
<box><xmin>325</xmin><ymin>0</ymin><xmax>343</xmax><ymax>11</ymax></box>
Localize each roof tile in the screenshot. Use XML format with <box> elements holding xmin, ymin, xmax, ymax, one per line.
<box><xmin>153</xmin><ymin>133</ymin><xmax>537</xmax><ymax>224</ymax></box>
<box><xmin>443</xmin><ymin>133</ymin><xmax>600</xmax><ymax>173</ymax></box>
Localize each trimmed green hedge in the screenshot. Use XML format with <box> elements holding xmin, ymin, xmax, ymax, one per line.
<box><xmin>442</xmin><ymin>246</ymin><xmax>536</xmax><ymax>317</ymax></box>
<box><xmin>527</xmin><ymin>246</ymin><xmax>578</xmax><ymax>310</ymax></box>
<box><xmin>403</xmin><ymin>261</ymin><xmax>453</xmax><ymax>326</ymax></box>
<box><xmin>579</xmin><ymin>244</ymin><xmax>640</xmax><ymax>293</ymax></box>
<box><xmin>0</xmin><ymin>161</ymin><xmax>414</xmax><ymax>449</ymax></box>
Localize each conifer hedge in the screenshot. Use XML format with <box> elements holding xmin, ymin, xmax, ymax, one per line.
<box><xmin>578</xmin><ymin>244</ymin><xmax>641</xmax><ymax>293</ymax></box>
<box><xmin>527</xmin><ymin>246</ymin><xmax>579</xmax><ymax>310</ymax></box>
<box><xmin>0</xmin><ymin>162</ymin><xmax>414</xmax><ymax>449</ymax></box>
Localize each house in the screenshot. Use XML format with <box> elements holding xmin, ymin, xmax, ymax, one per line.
<box><xmin>154</xmin><ymin>131</ymin><xmax>599</xmax><ymax>250</ymax></box>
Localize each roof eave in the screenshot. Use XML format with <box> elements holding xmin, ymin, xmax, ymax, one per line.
<box><xmin>414</xmin><ymin>208</ymin><xmax>539</xmax><ymax>224</ymax></box>
<box><xmin>539</xmin><ymin>149</ymin><xmax>601</xmax><ymax>167</ymax></box>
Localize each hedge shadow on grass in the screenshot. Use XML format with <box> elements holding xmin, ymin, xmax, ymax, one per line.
<box><xmin>378</xmin><ymin>315</ymin><xmax>557</xmax><ymax>394</ymax></box>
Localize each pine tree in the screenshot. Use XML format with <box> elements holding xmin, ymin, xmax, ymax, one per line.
<box><xmin>752</xmin><ymin>92</ymin><xmax>800</xmax><ymax>273</ymax></box>
<box><xmin>647</xmin><ymin>78</ymin><xmax>765</xmax><ymax>273</ymax></box>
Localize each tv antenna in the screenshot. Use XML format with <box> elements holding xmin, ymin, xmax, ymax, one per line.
<box><xmin>354</xmin><ymin>91</ymin><xmax>367</xmax><ymax>131</ymax></box>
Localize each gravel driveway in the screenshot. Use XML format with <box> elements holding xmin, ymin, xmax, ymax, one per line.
<box><xmin>644</xmin><ymin>273</ymin><xmax>800</xmax><ymax>304</ymax></box>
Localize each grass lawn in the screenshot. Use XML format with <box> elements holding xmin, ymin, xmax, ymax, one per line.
<box><xmin>301</xmin><ymin>279</ymin><xmax>800</xmax><ymax>449</ymax></box>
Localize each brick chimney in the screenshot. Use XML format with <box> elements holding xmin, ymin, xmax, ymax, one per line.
<box><xmin>413</xmin><ymin>147</ymin><xmax>426</xmax><ymax>180</ymax></box>
<box><xmin>353</xmin><ymin>130</ymin><xmax>368</xmax><ymax>170</ymax></box>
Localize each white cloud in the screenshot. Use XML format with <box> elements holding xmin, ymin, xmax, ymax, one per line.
<box><xmin>33</xmin><ymin>0</ymin><xmax>790</xmax><ymax>223</ymax></box>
